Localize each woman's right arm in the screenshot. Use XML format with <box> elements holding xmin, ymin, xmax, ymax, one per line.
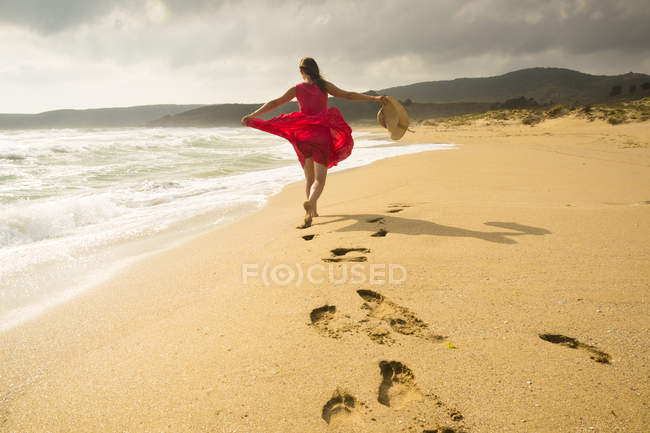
<box><xmin>241</xmin><ymin>87</ymin><xmax>297</xmax><ymax>125</ymax></box>
<box><xmin>325</xmin><ymin>81</ymin><xmax>386</xmax><ymax>103</ymax></box>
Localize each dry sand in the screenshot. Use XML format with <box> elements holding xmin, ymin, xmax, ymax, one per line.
<box><xmin>1</xmin><ymin>117</ymin><xmax>649</xmax><ymax>432</ymax></box>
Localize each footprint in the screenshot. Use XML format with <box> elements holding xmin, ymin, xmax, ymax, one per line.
<box><xmin>309</xmin><ymin>292</ymin><xmax>444</xmax><ymax>347</ymax></box>
<box><xmin>376</xmin><ymin>361</ymin><xmax>466</xmax><ymax>427</ymax></box>
<box><xmin>308</xmin><ymin>303</ymin><xmax>395</xmax><ymax>345</ymax></box>
<box><xmin>302</xmin><ymin>234</ymin><xmax>316</xmax><ymax>241</ymax></box>
<box><xmin>369</xmin><ymin>213</ymin><xmax>388</xmax><ymax>236</ymax></box>
<box><xmin>539</xmin><ymin>333</ymin><xmax>611</xmax><ymax>364</ymax></box>
<box><xmin>309</xmin><ymin>305</ymin><xmax>357</xmax><ymax>339</ymax></box>
<box><xmin>330</xmin><ymin>247</ymin><xmax>370</xmax><ymax>256</ymax></box>
<box><xmin>323</xmin><ymin>247</ymin><xmax>370</xmax><ymax>263</ymax></box>
<box><xmin>310</xmin><ymin>305</ymin><xmax>338</xmax><ymax>336</ymax></box>
<box><xmin>321</xmin><ymin>388</ymin><xmax>363</xmax><ymax>426</ymax></box>
<box><xmin>323</xmin><ymin>256</ymin><xmax>367</xmax><ymax>263</ymax></box>
<box><xmin>387</xmin><ymin>203</ymin><xmax>411</xmax><ymax>213</ymax></box>
<box><xmin>378</xmin><ymin>361</ymin><xmax>423</xmax><ymax>408</ymax></box>
<box><xmin>357</xmin><ymin>290</ymin><xmax>444</xmax><ymax>344</ymax></box>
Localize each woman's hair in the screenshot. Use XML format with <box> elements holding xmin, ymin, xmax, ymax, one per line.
<box><xmin>299</xmin><ymin>57</ymin><xmax>327</xmax><ymax>94</ymax></box>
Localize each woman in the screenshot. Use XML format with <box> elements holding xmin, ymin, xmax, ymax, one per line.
<box><xmin>241</xmin><ymin>57</ymin><xmax>385</xmax><ymax>228</ymax></box>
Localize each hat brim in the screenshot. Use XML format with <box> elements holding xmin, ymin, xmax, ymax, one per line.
<box><xmin>377</xmin><ymin>96</ymin><xmax>409</xmax><ymax>140</ymax></box>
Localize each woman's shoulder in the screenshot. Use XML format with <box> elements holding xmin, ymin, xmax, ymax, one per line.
<box><xmin>296</xmin><ymin>82</ymin><xmax>310</xmax><ymax>92</ymax></box>
<box><xmin>297</xmin><ymin>81</ymin><xmax>324</xmax><ymax>93</ymax></box>
<box><xmin>322</xmin><ymin>80</ymin><xmax>344</xmax><ymax>97</ymax></box>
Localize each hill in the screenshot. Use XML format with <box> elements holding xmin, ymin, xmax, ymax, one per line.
<box><xmin>0</xmin><ymin>104</ymin><xmax>204</xmax><ymax>129</ymax></box>
<box><xmin>378</xmin><ymin>67</ymin><xmax>650</xmax><ymax>104</ymax></box>
<box><xmin>2</xmin><ymin>68</ymin><xmax>649</xmax><ymax>129</ymax></box>
<box><xmin>147</xmin><ymin>97</ymin><xmax>390</xmax><ymax>127</ymax></box>
<box><xmin>148</xmin><ymin>95</ymin><xmax>499</xmax><ymax>127</ymax></box>
<box><xmin>151</xmin><ymin>68</ymin><xmax>650</xmax><ymax>127</ymax></box>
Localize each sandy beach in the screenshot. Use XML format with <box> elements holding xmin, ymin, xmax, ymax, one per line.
<box><xmin>1</xmin><ymin>117</ymin><xmax>649</xmax><ymax>432</ymax></box>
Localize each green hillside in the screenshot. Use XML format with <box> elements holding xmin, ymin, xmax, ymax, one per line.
<box><xmin>378</xmin><ymin>67</ymin><xmax>650</xmax><ymax>104</ymax></box>
<box><xmin>0</xmin><ymin>104</ymin><xmax>204</xmax><ymax>129</ymax></box>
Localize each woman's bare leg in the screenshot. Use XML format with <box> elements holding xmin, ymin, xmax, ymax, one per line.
<box><xmin>300</xmin><ymin>158</ymin><xmax>316</xmax><ymax>228</ymax></box>
<box><xmin>302</xmin><ymin>157</ymin><xmax>315</xmax><ymax>200</ymax></box>
<box><xmin>307</xmin><ymin>161</ymin><xmax>327</xmax><ymax>216</ymax></box>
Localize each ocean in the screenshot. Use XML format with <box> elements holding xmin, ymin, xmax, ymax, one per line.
<box><xmin>0</xmin><ymin>126</ymin><xmax>453</xmax><ymax>332</ymax></box>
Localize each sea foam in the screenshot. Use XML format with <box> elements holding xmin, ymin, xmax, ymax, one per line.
<box><xmin>0</xmin><ymin>126</ymin><xmax>454</xmax><ymax>332</ymax></box>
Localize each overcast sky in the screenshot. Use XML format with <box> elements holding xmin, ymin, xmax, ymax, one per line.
<box><xmin>1</xmin><ymin>0</ymin><xmax>649</xmax><ymax>113</ymax></box>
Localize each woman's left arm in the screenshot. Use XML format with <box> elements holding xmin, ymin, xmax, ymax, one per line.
<box><xmin>241</xmin><ymin>87</ymin><xmax>296</xmax><ymax>125</ymax></box>
<box><xmin>325</xmin><ymin>81</ymin><xmax>387</xmax><ymax>103</ymax></box>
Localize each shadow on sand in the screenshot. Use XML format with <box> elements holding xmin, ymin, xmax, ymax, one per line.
<box><xmin>313</xmin><ymin>214</ymin><xmax>551</xmax><ymax>244</ymax></box>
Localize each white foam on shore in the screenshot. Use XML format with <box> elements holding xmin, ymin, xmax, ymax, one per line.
<box><xmin>0</xmin><ymin>126</ymin><xmax>454</xmax><ymax>333</ymax></box>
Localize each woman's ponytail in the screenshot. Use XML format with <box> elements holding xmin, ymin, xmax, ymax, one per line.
<box><xmin>299</xmin><ymin>57</ymin><xmax>327</xmax><ymax>94</ymax></box>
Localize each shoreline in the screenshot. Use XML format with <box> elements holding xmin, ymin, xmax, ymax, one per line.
<box><xmin>1</xmin><ymin>117</ymin><xmax>648</xmax><ymax>432</ymax></box>
<box><xmin>0</xmin><ymin>129</ymin><xmax>452</xmax><ymax>334</ymax></box>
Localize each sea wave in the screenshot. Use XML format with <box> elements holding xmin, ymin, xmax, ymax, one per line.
<box><xmin>0</xmin><ymin>193</ymin><xmax>127</xmax><ymax>247</ymax></box>
<box><xmin>0</xmin><ymin>126</ymin><xmax>454</xmax><ymax>332</ymax></box>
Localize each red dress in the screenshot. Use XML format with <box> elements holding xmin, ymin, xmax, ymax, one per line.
<box><xmin>246</xmin><ymin>82</ymin><xmax>354</xmax><ymax>168</ymax></box>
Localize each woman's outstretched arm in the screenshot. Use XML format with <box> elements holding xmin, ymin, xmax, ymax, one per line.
<box><xmin>241</xmin><ymin>87</ymin><xmax>296</xmax><ymax>125</ymax></box>
<box><xmin>325</xmin><ymin>81</ymin><xmax>387</xmax><ymax>103</ymax></box>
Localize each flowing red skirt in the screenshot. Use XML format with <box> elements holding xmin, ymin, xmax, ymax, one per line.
<box><xmin>246</xmin><ymin>107</ymin><xmax>354</xmax><ymax>168</ymax></box>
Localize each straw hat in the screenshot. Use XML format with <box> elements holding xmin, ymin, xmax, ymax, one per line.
<box><xmin>377</xmin><ymin>96</ymin><xmax>410</xmax><ymax>140</ymax></box>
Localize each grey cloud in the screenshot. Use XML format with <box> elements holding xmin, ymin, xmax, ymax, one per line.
<box><xmin>207</xmin><ymin>0</ymin><xmax>650</xmax><ymax>68</ymax></box>
<box><xmin>309</xmin><ymin>0</ymin><xmax>650</xmax><ymax>59</ymax></box>
<box><xmin>1</xmin><ymin>0</ymin><xmax>649</xmax><ymax>112</ymax></box>
<box><xmin>3</xmin><ymin>0</ymin><xmax>649</xmax><ymax>59</ymax></box>
<box><xmin>0</xmin><ymin>0</ymin><xmax>116</xmax><ymax>33</ymax></box>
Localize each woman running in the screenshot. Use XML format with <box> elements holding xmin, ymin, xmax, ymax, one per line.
<box><xmin>241</xmin><ymin>57</ymin><xmax>385</xmax><ymax>227</ymax></box>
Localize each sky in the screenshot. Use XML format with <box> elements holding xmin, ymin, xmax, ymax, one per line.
<box><xmin>1</xmin><ymin>0</ymin><xmax>649</xmax><ymax>113</ymax></box>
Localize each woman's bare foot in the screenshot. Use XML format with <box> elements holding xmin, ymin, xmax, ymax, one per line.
<box><xmin>305</xmin><ymin>201</ymin><xmax>319</xmax><ymax>218</ymax></box>
<box><xmin>303</xmin><ymin>201</ymin><xmax>313</xmax><ymax>228</ymax></box>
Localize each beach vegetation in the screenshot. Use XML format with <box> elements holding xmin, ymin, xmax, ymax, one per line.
<box><xmin>607</xmin><ymin>114</ymin><xmax>625</xmax><ymax>125</ymax></box>
<box><xmin>522</xmin><ymin>112</ymin><xmax>544</xmax><ymax>125</ymax></box>
<box><xmin>546</xmin><ymin>104</ymin><xmax>567</xmax><ymax>118</ymax></box>
<box><xmin>489</xmin><ymin>110</ymin><xmax>509</xmax><ymax>120</ymax></box>
<box><xmin>413</xmin><ymin>97</ymin><xmax>649</xmax><ymax>129</ymax></box>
